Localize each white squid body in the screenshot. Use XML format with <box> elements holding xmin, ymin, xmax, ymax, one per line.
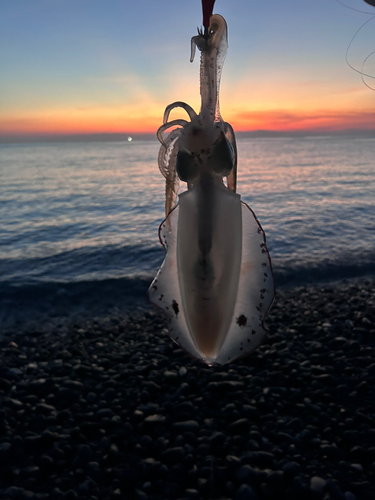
<box><xmin>148</xmin><ymin>14</ymin><xmax>274</xmax><ymax>366</ymax></box>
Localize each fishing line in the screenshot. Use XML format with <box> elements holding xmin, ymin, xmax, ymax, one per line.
<box><xmin>361</xmin><ymin>50</ymin><xmax>375</xmax><ymax>89</ymax></box>
<box><xmin>334</xmin><ymin>0</ymin><xmax>375</xmax><ymax>88</ymax></box>
<box><xmin>345</xmin><ymin>15</ymin><xmax>375</xmax><ymax>81</ymax></box>
<box><xmin>334</xmin><ymin>0</ymin><xmax>374</xmax><ymax>15</ymax></box>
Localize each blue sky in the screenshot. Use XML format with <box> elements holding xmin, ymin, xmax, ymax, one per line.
<box><xmin>1</xmin><ymin>0</ymin><xmax>374</xmax><ymax>136</ymax></box>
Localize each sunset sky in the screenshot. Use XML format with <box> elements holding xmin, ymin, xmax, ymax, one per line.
<box><xmin>1</xmin><ymin>0</ymin><xmax>374</xmax><ymax>139</ymax></box>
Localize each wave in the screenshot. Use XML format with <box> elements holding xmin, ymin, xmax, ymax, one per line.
<box><xmin>0</xmin><ymin>243</ymin><xmax>165</xmax><ymax>283</ymax></box>
<box><xmin>274</xmin><ymin>252</ymin><xmax>375</xmax><ymax>287</ymax></box>
<box><xmin>0</xmin><ymin>248</ymin><xmax>374</xmax><ymax>332</ymax></box>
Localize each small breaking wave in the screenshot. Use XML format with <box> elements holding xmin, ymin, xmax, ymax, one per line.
<box><xmin>0</xmin><ymin>247</ymin><xmax>374</xmax><ymax>332</ymax></box>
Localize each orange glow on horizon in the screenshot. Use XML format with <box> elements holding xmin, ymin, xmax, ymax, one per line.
<box><xmin>0</xmin><ymin>105</ymin><xmax>162</xmax><ymax>136</ymax></box>
<box><xmin>231</xmin><ymin>109</ymin><xmax>375</xmax><ymax>133</ymax></box>
<box><xmin>1</xmin><ymin>106</ymin><xmax>374</xmax><ymax>137</ymax></box>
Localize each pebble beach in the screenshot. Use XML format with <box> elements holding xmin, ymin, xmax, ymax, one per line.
<box><xmin>1</xmin><ymin>277</ymin><xmax>375</xmax><ymax>500</ymax></box>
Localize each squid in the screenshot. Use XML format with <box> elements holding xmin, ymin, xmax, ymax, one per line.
<box><xmin>148</xmin><ymin>12</ymin><xmax>274</xmax><ymax>366</ymax></box>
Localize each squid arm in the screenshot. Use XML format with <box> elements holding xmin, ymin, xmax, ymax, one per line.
<box><xmin>163</xmin><ymin>102</ymin><xmax>197</xmax><ymax>125</ymax></box>
<box><xmin>157</xmin><ymin>127</ymin><xmax>182</xmax><ymax>223</ymax></box>
<box><xmin>224</xmin><ymin>121</ymin><xmax>237</xmax><ymax>192</ymax></box>
<box><xmin>149</xmin><ymin>13</ymin><xmax>274</xmax><ymax>365</ymax></box>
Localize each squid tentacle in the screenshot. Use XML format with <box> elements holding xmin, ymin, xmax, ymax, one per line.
<box><xmin>190</xmin><ymin>33</ymin><xmax>208</xmax><ymax>63</ymax></box>
<box><xmin>157</xmin><ymin>128</ymin><xmax>182</xmax><ymax>219</ymax></box>
<box><xmin>157</xmin><ymin>119</ymin><xmax>188</xmax><ymax>149</ymax></box>
<box><xmin>224</xmin><ymin>122</ymin><xmax>237</xmax><ymax>192</ymax></box>
<box><xmin>157</xmin><ymin>128</ymin><xmax>181</xmax><ymax>178</ymax></box>
<box><xmin>163</xmin><ymin>101</ymin><xmax>198</xmax><ymax>125</ymax></box>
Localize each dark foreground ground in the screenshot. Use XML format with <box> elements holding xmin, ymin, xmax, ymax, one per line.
<box><xmin>0</xmin><ymin>278</ymin><xmax>375</xmax><ymax>500</ymax></box>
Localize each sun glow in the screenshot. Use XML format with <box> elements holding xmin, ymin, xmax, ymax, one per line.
<box><xmin>2</xmin><ymin>106</ymin><xmax>374</xmax><ymax>139</ymax></box>
<box><xmin>1</xmin><ymin>79</ymin><xmax>374</xmax><ymax>139</ymax></box>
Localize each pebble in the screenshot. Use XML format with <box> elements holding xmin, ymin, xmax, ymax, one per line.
<box><xmin>226</xmin><ymin>455</ymin><xmax>242</xmax><ymax>467</ymax></box>
<box><xmin>184</xmin><ymin>488</ymin><xmax>199</xmax><ymax>499</ymax></box>
<box><xmin>144</xmin><ymin>414</ymin><xmax>166</xmax><ymax>424</ymax></box>
<box><xmin>243</xmin><ymin>451</ymin><xmax>276</xmax><ymax>468</ymax></box>
<box><xmin>0</xmin><ymin>278</ymin><xmax>374</xmax><ymax>500</ymax></box>
<box><xmin>228</xmin><ymin>418</ymin><xmax>251</xmax><ymax>435</ymax></box>
<box><xmin>235</xmin><ymin>484</ymin><xmax>258</xmax><ymax>500</ymax></box>
<box><xmin>161</xmin><ymin>446</ymin><xmax>185</xmax><ymax>463</ymax></box>
<box><xmin>85</xmin><ymin>462</ymin><xmax>100</xmax><ymax>482</ymax></box>
<box><xmin>96</xmin><ymin>408</ymin><xmax>114</xmax><ymax>418</ymax></box>
<box><xmin>9</xmin><ymin>368</ymin><xmax>22</xmax><ymax>375</ymax></box>
<box><xmin>235</xmin><ymin>465</ymin><xmax>258</xmax><ymax>483</ymax></box>
<box><xmin>310</xmin><ymin>476</ymin><xmax>327</xmax><ymax>494</ymax></box>
<box><xmin>4</xmin><ymin>486</ymin><xmax>28</xmax><ymax>498</ymax></box>
<box><xmin>5</xmin><ymin>398</ymin><xmax>23</xmax><ymax>410</ymax></box>
<box><xmin>282</xmin><ymin>461</ymin><xmax>302</xmax><ymax>479</ymax></box>
<box><xmin>172</xmin><ymin>420</ymin><xmax>199</xmax><ymax>432</ymax></box>
<box><xmin>0</xmin><ymin>377</ymin><xmax>12</xmax><ymax>390</ymax></box>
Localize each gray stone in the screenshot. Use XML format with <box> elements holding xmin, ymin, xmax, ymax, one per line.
<box><xmin>35</xmin><ymin>403</ymin><xmax>56</xmax><ymax>414</ymax></box>
<box><xmin>96</xmin><ymin>408</ymin><xmax>114</xmax><ymax>418</ymax></box>
<box><xmin>235</xmin><ymin>465</ymin><xmax>258</xmax><ymax>483</ymax></box>
<box><xmin>144</xmin><ymin>414</ymin><xmax>166</xmax><ymax>424</ymax></box>
<box><xmin>5</xmin><ymin>398</ymin><xmax>23</xmax><ymax>410</ymax></box>
<box><xmin>4</xmin><ymin>487</ymin><xmax>27</xmax><ymax>499</ymax></box>
<box><xmin>184</xmin><ymin>489</ymin><xmax>200</xmax><ymax>499</ymax></box>
<box><xmin>243</xmin><ymin>451</ymin><xmax>276</xmax><ymax>468</ymax></box>
<box><xmin>172</xmin><ymin>420</ymin><xmax>199</xmax><ymax>432</ymax></box>
<box><xmin>207</xmin><ymin>380</ymin><xmax>244</xmax><ymax>391</ymax></box>
<box><xmin>235</xmin><ymin>484</ymin><xmax>258</xmax><ymax>500</ymax></box>
<box><xmin>62</xmin><ymin>490</ymin><xmax>78</xmax><ymax>499</ymax></box>
<box><xmin>161</xmin><ymin>446</ymin><xmax>185</xmax><ymax>463</ymax></box>
<box><xmin>229</xmin><ymin>418</ymin><xmax>251</xmax><ymax>435</ymax></box>
<box><xmin>0</xmin><ymin>377</ymin><xmax>12</xmax><ymax>390</ymax></box>
<box><xmin>226</xmin><ymin>455</ymin><xmax>242</xmax><ymax>467</ymax></box>
<box><xmin>135</xmin><ymin>490</ymin><xmax>149</xmax><ymax>500</ymax></box>
<box><xmin>310</xmin><ymin>476</ymin><xmax>327</xmax><ymax>493</ymax></box>
<box><xmin>282</xmin><ymin>461</ymin><xmax>302</xmax><ymax>479</ymax></box>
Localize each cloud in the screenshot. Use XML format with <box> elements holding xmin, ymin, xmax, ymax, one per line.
<box><xmin>230</xmin><ymin>109</ymin><xmax>375</xmax><ymax>132</ymax></box>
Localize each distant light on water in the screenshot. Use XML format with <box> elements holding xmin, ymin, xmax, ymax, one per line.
<box><xmin>127</xmin><ymin>136</ymin><xmax>133</xmax><ymax>142</ymax></box>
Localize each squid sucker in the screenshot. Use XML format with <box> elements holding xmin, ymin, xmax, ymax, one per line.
<box><xmin>148</xmin><ymin>12</ymin><xmax>274</xmax><ymax>366</ymax></box>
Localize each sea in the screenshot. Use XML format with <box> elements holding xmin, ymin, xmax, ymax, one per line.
<box><xmin>0</xmin><ymin>135</ymin><xmax>374</xmax><ymax>329</ymax></box>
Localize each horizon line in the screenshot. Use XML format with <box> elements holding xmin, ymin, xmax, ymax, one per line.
<box><xmin>0</xmin><ymin>128</ymin><xmax>374</xmax><ymax>144</ymax></box>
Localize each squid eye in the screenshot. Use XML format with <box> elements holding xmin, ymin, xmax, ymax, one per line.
<box><xmin>208</xmin><ymin>136</ymin><xmax>235</xmax><ymax>177</ymax></box>
<box><xmin>176</xmin><ymin>149</ymin><xmax>199</xmax><ymax>182</ymax></box>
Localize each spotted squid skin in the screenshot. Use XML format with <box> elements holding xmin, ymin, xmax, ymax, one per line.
<box><xmin>148</xmin><ymin>190</ymin><xmax>274</xmax><ymax>366</ymax></box>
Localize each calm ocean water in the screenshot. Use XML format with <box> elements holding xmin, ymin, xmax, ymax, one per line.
<box><xmin>0</xmin><ymin>136</ymin><xmax>374</xmax><ymax>325</ymax></box>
